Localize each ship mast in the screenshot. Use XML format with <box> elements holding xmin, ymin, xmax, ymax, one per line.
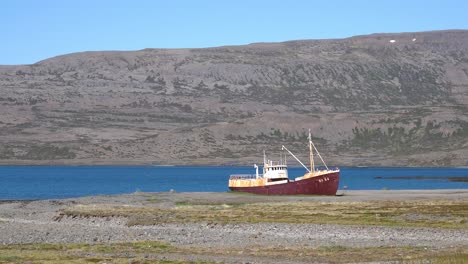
<box><xmin>308</xmin><ymin>129</ymin><xmax>315</xmax><ymax>174</ymax></box>
<box><xmin>281</xmin><ymin>129</ymin><xmax>329</xmax><ymax>174</ymax></box>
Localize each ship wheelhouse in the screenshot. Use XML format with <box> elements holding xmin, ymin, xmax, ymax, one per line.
<box><xmin>263</xmin><ymin>160</ymin><xmax>288</xmax><ymax>181</ymax></box>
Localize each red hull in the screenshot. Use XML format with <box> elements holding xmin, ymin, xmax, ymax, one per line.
<box><xmin>229</xmin><ymin>171</ymin><xmax>339</xmax><ymax>195</ymax></box>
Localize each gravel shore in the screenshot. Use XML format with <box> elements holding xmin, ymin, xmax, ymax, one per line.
<box><xmin>0</xmin><ymin>190</ymin><xmax>467</xmax><ymax>263</ymax></box>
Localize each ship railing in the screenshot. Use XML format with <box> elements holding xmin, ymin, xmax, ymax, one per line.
<box><xmin>229</xmin><ymin>174</ymin><xmax>262</xmax><ymax>180</ymax></box>
<box><xmin>267</xmin><ymin>161</ymin><xmax>287</xmax><ymax>166</ymax></box>
<box><xmin>314</xmin><ymin>166</ymin><xmax>340</xmax><ymax>172</ymax></box>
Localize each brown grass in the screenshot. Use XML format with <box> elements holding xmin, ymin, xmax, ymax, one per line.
<box><xmin>0</xmin><ymin>241</ymin><xmax>207</xmax><ymax>263</ymax></box>
<box><xmin>0</xmin><ymin>242</ymin><xmax>466</xmax><ymax>264</ymax></box>
<box><xmin>61</xmin><ymin>200</ymin><xmax>468</xmax><ymax>229</ymax></box>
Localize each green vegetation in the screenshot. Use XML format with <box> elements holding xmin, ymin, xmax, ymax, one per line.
<box><xmin>225</xmin><ymin>129</ymin><xmax>326</xmax><ymax>146</ymax></box>
<box><xmin>0</xmin><ymin>242</ymin><xmax>465</xmax><ymax>264</ymax></box>
<box><xmin>145</xmin><ymin>197</ymin><xmax>159</xmax><ymax>203</ymax></box>
<box><xmin>0</xmin><ymin>256</ymin><xmax>19</xmax><ymax>262</ymax></box>
<box><xmin>22</xmin><ymin>144</ymin><xmax>76</xmax><ymax>160</ymax></box>
<box><xmin>310</xmin><ymin>246</ymin><xmax>468</xmax><ymax>264</ymax></box>
<box><xmin>62</xmin><ymin>200</ymin><xmax>468</xmax><ymax>229</ymax></box>
<box><xmin>348</xmin><ymin>118</ymin><xmax>468</xmax><ymax>155</ymax></box>
<box><xmin>0</xmin><ymin>241</ymin><xmax>210</xmax><ymax>264</ymax></box>
<box><xmin>175</xmin><ymin>201</ymin><xmax>192</xmax><ymax>206</ymax></box>
<box><xmin>0</xmin><ymin>146</ymin><xmax>14</xmax><ymax>159</ymax></box>
<box><xmin>452</xmin><ymin>119</ymin><xmax>468</xmax><ymax>137</ymax></box>
<box><xmin>423</xmin><ymin>253</ymin><xmax>468</xmax><ymax>264</ymax></box>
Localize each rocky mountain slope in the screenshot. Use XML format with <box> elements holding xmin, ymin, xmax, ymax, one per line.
<box><xmin>0</xmin><ymin>30</ymin><xmax>467</xmax><ymax>166</ymax></box>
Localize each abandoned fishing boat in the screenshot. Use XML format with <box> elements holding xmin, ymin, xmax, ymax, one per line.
<box><xmin>228</xmin><ymin>131</ymin><xmax>339</xmax><ymax>195</ymax></box>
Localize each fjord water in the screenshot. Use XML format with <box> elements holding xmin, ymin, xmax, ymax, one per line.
<box><xmin>0</xmin><ymin>166</ymin><xmax>467</xmax><ymax>200</ymax></box>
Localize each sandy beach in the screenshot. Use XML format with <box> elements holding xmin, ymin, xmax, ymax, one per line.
<box><xmin>0</xmin><ymin>190</ymin><xmax>467</xmax><ymax>263</ymax></box>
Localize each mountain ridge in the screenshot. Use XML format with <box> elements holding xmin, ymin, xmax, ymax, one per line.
<box><xmin>0</xmin><ymin>30</ymin><xmax>467</xmax><ymax>166</ymax></box>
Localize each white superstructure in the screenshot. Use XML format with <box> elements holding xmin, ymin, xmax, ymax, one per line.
<box><xmin>260</xmin><ymin>151</ymin><xmax>288</xmax><ymax>180</ymax></box>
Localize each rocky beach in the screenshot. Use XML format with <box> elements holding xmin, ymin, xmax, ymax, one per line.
<box><xmin>0</xmin><ymin>190</ymin><xmax>467</xmax><ymax>263</ymax></box>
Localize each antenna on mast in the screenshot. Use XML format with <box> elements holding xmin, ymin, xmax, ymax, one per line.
<box><xmin>308</xmin><ymin>129</ymin><xmax>315</xmax><ymax>173</ymax></box>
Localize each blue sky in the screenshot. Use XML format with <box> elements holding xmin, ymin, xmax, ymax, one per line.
<box><xmin>1</xmin><ymin>0</ymin><xmax>468</xmax><ymax>65</ymax></box>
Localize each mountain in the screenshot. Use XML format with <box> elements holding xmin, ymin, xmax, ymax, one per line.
<box><xmin>0</xmin><ymin>30</ymin><xmax>467</xmax><ymax>166</ymax></box>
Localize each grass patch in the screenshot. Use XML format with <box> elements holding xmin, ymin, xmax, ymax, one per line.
<box><xmin>175</xmin><ymin>200</ymin><xmax>241</xmax><ymax>209</ymax></box>
<box><xmin>311</xmin><ymin>247</ymin><xmax>468</xmax><ymax>263</ymax></box>
<box><xmin>0</xmin><ymin>256</ymin><xmax>19</xmax><ymax>262</ymax></box>
<box><xmin>423</xmin><ymin>252</ymin><xmax>468</xmax><ymax>264</ymax></box>
<box><xmin>145</xmin><ymin>197</ymin><xmax>159</xmax><ymax>203</ymax></box>
<box><xmin>61</xmin><ymin>200</ymin><xmax>468</xmax><ymax>229</ymax></box>
<box><xmin>0</xmin><ymin>241</ymin><xmax>196</xmax><ymax>264</ymax></box>
<box><xmin>175</xmin><ymin>201</ymin><xmax>192</xmax><ymax>206</ymax></box>
<box><xmin>0</xmin><ymin>242</ymin><xmax>465</xmax><ymax>264</ymax></box>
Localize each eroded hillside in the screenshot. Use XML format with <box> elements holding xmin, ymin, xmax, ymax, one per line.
<box><xmin>0</xmin><ymin>30</ymin><xmax>467</xmax><ymax>166</ymax></box>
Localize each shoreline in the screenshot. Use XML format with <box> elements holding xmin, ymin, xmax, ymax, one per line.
<box><xmin>1</xmin><ymin>161</ymin><xmax>468</xmax><ymax>168</ymax></box>
<box><xmin>1</xmin><ymin>189</ymin><xmax>468</xmax><ymax>202</ymax></box>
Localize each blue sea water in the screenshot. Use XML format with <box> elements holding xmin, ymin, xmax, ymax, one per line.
<box><xmin>0</xmin><ymin>166</ymin><xmax>467</xmax><ymax>200</ymax></box>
